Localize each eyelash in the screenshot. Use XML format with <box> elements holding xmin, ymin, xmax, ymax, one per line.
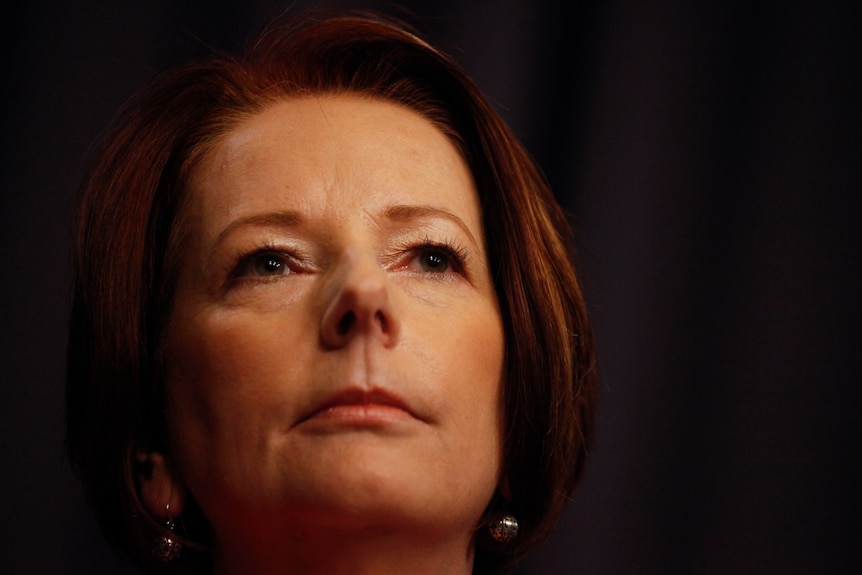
<box><xmin>227</xmin><ymin>238</ymin><xmax>470</xmax><ymax>281</ymax></box>
<box><xmin>396</xmin><ymin>238</ymin><xmax>469</xmax><ymax>276</ymax></box>
<box><xmin>229</xmin><ymin>241</ymin><xmax>298</xmax><ymax>280</ymax></box>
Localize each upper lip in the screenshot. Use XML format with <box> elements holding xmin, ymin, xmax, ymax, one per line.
<box><xmin>295</xmin><ymin>387</ymin><xmax>423</xmax><ymax>426</ymax></box>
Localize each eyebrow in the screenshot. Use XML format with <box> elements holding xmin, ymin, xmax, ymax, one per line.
<box><xmin>211</xmin><ymin>204</ymin><xmax>480</xmax><ymax>251</ymax></box>
<box><xmin>211</xmin><ymin>210</ymin><xmax>304</xmax><ymax>252</ymax></box>
<box><xmin>382</xmin><ymin>204</ymin><xmax>480</xmax><ymax>249</ymax></box>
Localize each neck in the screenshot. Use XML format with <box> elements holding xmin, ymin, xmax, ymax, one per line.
<box><xmin>212</xmin><ymin>523</ymin><xmax>477</xmax><ymax>575</ymax></box>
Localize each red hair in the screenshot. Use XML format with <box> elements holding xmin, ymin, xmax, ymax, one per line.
<box><xmin>66</xmin><ymin>11</ymin><xmax>597</xmax><ymax>574</ymax></box>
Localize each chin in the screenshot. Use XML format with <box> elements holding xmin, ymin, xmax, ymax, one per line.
<box><xmin>275</xmin><ymin>448</ymin><xmax>491</xmax><ymax>534</ymax></box>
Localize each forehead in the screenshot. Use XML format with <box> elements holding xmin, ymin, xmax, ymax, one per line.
<box><xmin>185</xmin><ymin>95</ymin><xmax>480</xmax><ymax>233</ymax></box>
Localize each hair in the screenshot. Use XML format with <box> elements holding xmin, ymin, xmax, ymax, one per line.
<box><xmin>66</xmin><ymin>10</ymin><xmax>598</xmax><ymax>575</ymax></box>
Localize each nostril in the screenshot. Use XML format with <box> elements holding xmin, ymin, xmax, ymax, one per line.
<box><xmin>375</xmin><ymin>310</ymin><xmax>387</xmax><ymax>333</ymax></box>
<box><xmin>337</xmin><ymin>311</ymin><xmax>356</xmax><ymax>336</ymax></box>
<box><xmin>322</xmin><ymin>281</ymin><xmax>399</xmax><ymax>348</ymax></box>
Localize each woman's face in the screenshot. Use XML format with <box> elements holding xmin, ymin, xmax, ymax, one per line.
<box><xmin>162</xmin><ymin>95</ymin><xmax>505</xmax><ymax>544</ymax></box>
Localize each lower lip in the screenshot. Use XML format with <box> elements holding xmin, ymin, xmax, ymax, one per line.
<box><xmin>302</xmin><ymin>404</ymin><xmax>416</xmax><ymax>428</ymax></box>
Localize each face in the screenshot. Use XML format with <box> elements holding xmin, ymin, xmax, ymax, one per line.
<box><xmin>161</xmin><ymin>95</ymin><xmax>505</xmax><ymax>546</ymax></box>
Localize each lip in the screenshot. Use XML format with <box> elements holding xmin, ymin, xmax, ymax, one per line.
<box><xmin>295</xmin><ymin>387</ymin><xmax>423</xmax><ymax>429</ymax></box>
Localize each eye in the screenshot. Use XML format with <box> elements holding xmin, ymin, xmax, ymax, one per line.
<box><xmin>417</xmin><ymin>248</ymin><xmax>452</xmax><ymax>273</ymax></box>
<box><xmin>233</xmin><ymin>250</ymin><xmax>294</xmax><ymax>278</ymax></box>
<box><xmin>254</xmin><ymin>253</ymin><xmax>288</xmax><ymax>276</ymax></box>
<box><xmin>400</xmin><ymin>241</ymin><xmax>467</xmax><ymax>276</ymax></box>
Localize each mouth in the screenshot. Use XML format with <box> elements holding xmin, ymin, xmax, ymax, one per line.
<box><xmin>295</xmin><ymin>387</ymin><xmax>423</xmax><ymax>429</ymax></box>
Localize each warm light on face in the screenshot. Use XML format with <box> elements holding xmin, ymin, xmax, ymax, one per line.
<box><xmin>161</xmin><ymin>95</ymin><xmax>506</xmax><ymax>555</ymax></box>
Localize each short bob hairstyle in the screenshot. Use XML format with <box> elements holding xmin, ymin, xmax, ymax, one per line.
<box><xmin>66</xmin><ymin>10</ymin><xmax>598</xmax><ymax>575</ymax></box>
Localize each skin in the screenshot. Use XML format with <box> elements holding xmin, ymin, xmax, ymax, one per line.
<box><xmin>141</xmin><ymin>94</ymin><xmax>506</xmax><ymax>575</ymax></box>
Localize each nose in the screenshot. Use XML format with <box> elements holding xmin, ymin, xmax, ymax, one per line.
<box><xmin>320</xmin><ymin>253</ymin><xmax>400</xmax><ymax>350</ymax></box>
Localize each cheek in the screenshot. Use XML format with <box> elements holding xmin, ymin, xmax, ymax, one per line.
<box><xmin>167</xmin><ymin>312</ymin><xmax>282</xmax><ymax>404</ymax></box>
<box><xmin>441</xmin><ymin>304</ymin><xmax>504</xmax><ymax>401</ymax></box>
<box><xmin>161</xmin><ymin>310</ymin><xmax>313</xmax><ymax>480</ymax></box>
<box><xmin>425</xmin><ymin>302</ymin><xmax>506</xmax><ymax>471</ymax></box>
<box><xmin>167</xmin><ymin>304</ymin><xmax>311</xmax><ymax>383</ymax></box>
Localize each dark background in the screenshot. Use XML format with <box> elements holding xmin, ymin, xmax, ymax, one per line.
<box><xmin>2</xmin><ymin>1</ymin><xmax>859</xmax><ymax>573</ymax></box>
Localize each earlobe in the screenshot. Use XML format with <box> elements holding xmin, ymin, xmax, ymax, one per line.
<box><xmin>137</xmin><ymin>451</ymin><xmax>187</xmax><ymax>520</ymax></box>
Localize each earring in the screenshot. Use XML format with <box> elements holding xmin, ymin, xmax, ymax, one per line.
<box><xmin>487</xmin><ymin>512</ymin><xmax>519</xmax><ymax>544</ymax></box>
<box><xmin>152</xmin><ymin>505</ymin><xmax>183</xmax><ymax>562</ymax></box>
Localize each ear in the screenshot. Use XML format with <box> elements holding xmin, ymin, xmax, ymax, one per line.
<box><xmin>137</xmin><ymin>451</ymin><xmax>188</xmax><ymax>521</ymax></box>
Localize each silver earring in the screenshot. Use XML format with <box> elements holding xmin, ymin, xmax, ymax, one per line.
<box><xmin>152</xmin><ymin>505</ymin><xmax>183</xmax><ymax>562</ymax></box>
<box><xmin>487</xmin><ymin>513</ymin><xmax>519</xmax><ymax>543</ymax></box>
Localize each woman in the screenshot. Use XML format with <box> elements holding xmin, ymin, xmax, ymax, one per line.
<box><xmin>66</xmin><ymin>10</ymin><xmax>597</xmax><ymax>575</ymax></box>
